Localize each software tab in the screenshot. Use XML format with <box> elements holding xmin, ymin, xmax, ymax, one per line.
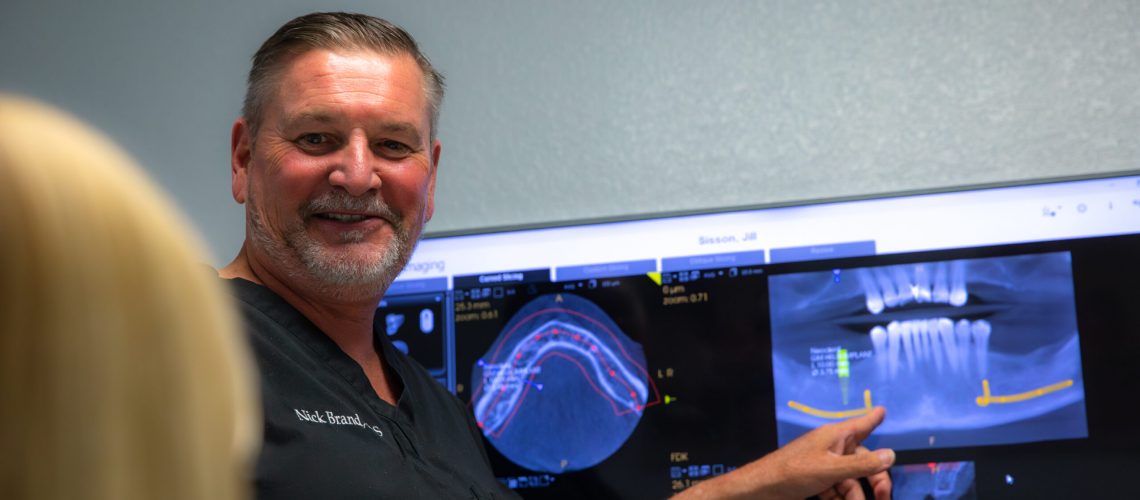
<box><xmin>453</xmin><ymin>269</ymin><xmax>551</xmax><ymax>289</ymax></box>
<box><xmin>769</xmin><ymin>240</ymin><xmax>876</xmax><ymax>264</ymax></box>
<box><xmin>661</xmin><ymin>250</ymin><xmax>767</xmax><ymax>272</ymax></box>
<box><xmin>555</xmin><ymin>259</ymin><xmax>657</xmax><ymax>281</ymax></box>
<box><xmin>385</xmin><ymin>277</ymin><xmax>449</xmax><ymax>296</ymax></box>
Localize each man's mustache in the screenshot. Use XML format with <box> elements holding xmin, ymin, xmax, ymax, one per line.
<box><xmin>302</xmin><ymin>192</ymin><xmax>402</xmax><ymax>229</ymax></box>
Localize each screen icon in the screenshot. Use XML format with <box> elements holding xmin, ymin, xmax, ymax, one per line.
<box><xmin>419</xmin><ymin>309</ymin><xmax>434</xmax><ymax>334</ymax></box>
<box><xmin>385</xmin><ymin>313</ymin><xmax>405</xmax><ymax>336</ymax></box>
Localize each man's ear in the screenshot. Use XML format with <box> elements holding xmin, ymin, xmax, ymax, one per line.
<box><xmin>231</xmin><ymin>118</ymin><xmax>252</xmax><ymax>204</ymax></box>
<box><xmin>424</xmin><ymin>138</ymin><xmax>441</xmax><ymax>222</ymax></box>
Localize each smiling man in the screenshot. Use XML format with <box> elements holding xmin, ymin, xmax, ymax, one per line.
<box><xmin>219</xmin><ymin>13</ymin><xmax>510</xmax><ymax>498</ymax></box>
<box><xmin>220</xmin><ymin>12</ymin><xmax>893</xmax><ymax>500</ymax></box>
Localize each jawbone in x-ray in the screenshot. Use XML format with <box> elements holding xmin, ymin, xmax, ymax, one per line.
<box><xmin>769</xmin><ymin>252</ymin><xmax>1088</xmax><ymax>450</ymax></box>
<box><xmin>470</xmin><ymin>293</ymin><xmax>655</xmax><ymax>473</ymax></box>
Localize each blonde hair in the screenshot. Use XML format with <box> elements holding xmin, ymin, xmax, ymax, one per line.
<box><xmin>0</xmin><ymin>96</ymin><xmax>258</xmax><ymax>500</ymax></box>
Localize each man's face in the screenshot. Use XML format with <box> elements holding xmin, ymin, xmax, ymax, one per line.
<box><xmin>231</xmin><ymin>49</ymin><xmax>439</xmax><ymax>292</ymax></box>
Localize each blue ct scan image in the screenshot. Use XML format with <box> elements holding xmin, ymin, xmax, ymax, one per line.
<box><xmin>891</xmin><ymin>461</ymin><xmax>977</xmax><ymax>499</ymax></box>
<box><xmin>470</xmin><ymin>293</ymin><xmax>658</xmax><ymax>473</ymax></box>
<box><xmin>768</xmin><ymin>252</ymin><xmax>1088</xmax><ymax>450</ymax></box>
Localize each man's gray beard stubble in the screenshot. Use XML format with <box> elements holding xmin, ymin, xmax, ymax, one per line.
<box><xmin>247</xmin><ymin>188</ymin><xmax>415</xmax><ymax>296</ymax></box>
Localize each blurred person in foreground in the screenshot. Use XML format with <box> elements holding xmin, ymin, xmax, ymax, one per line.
<box><xmin>221</xmin><ymin>12</ymin><xmax>893</xmax><ymax>499</ymax></box>
<box><xmin>0</xmin><ymin>95</ymin><xmax>260</xmax><ymax>500</ymax></box>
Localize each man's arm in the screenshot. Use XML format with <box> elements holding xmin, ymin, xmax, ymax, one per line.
<box><xmin>673</xmin><ymin>407</ymin><xmax>895</xmax><ymax>500</ymax></box>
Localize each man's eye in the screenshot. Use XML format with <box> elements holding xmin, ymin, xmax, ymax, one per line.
<box><xmin>299</xmin><ymin>133</ymin><xmax>326</xmax><ymax>145</ymax></box>
<box><xmin>378</xmin><ymin>140</ymin><xmax>412</xmax><ymax>156</ymax></box>
<box><xmin>295</xmin><ymin>133</ymin><xmax>339</xmax><ymax>153</ymax></box>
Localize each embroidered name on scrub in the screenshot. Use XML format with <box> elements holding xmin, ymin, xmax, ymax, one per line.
<box><xmin>294</xmin><ymin>409</ymin><xmax>384</xmax><ymax>437</ymax></box>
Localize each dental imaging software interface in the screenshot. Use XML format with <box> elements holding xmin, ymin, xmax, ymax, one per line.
<box><xmin>380</xmin><ymin>173</ymin><xmax>1140</xmax><ymax>499</ymax></box>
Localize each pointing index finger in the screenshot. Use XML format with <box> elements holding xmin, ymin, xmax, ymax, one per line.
<box><xmin>848</xmin><ymin>406</ymin><xmax>886</xmax><ymax>445</ymax></box>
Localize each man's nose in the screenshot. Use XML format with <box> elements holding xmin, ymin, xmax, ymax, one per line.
<box><xmin>328</xmin><ymin>135</ymin><xmax>381</xmax><ymax>197</ymax></box>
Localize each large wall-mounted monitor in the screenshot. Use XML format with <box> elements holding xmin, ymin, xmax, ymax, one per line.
<box><xmin>379</xmin><ymin>172</ymin><xmax>1140</xmax><ymax>499</ymax></box>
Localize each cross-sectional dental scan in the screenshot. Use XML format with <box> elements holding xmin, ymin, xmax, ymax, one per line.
<box><xmin>470</xmin><ymin>293</ymin><xmax>655</xmax><ymax>473</ymax></box>
<box><xmin>769</xmin><ymin>252</ymin><xmax>1087</xmax><ymax>450</ymax></box>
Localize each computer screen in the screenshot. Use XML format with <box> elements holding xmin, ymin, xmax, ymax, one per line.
<box><xmin>379</xmin><ymin>172</ymin><xmax>1140</xmax><ymax>499</ymax></box>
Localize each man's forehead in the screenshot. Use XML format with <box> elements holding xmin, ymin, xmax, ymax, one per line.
<box><xmin>268</xmin><ymin>49</ymin><xmax>430</xmax><ymax>125</ymax></box>
<box><xmin>279</xmin><ymin>49</ymin><xmax>423</xmax><ymax>91</ymax></box>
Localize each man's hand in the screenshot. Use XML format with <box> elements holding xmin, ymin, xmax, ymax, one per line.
<box><xmin>767</xmin><ymin>406</ymin><xmax>894</xmax><ymax>499</ymax></box>
<box><xmin>674</xmin><ymin>407</ymin><xmax>894</xmax><ymax>500</ymax></box>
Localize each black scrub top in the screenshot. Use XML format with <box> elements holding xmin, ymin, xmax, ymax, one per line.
<box><xmin>228</xmin><ymin>278</ymin><xmax>517</xmax><ymax>499</ymax></box>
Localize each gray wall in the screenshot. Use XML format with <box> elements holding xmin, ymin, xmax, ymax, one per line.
<box><xmin>4</xmin><ymin>0</ymin><xmax>1138</xmax><ymax>264</ymax></box>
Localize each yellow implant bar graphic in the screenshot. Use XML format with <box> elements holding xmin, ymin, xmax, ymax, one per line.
<box><xmin>976</xmin><ymin>378</ymin><xmax>1074</xmax><ymax>407</ymax></box>
<box><xmin>788</xmin><ymin>389</ymin><xmax>873</xmax><ymax>419</ymax></box>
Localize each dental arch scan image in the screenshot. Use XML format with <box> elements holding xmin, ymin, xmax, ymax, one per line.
<box><xmin>769</xmin><ymin>252</ymin><xmax>1088</xmax><ymax>450</ymax></box>
<box><xmin>470</xmin><ymin>293</ymin><xmax>657</xmax><ymax>473</ymax></box>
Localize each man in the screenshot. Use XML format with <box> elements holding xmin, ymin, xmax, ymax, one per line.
<box><xmin>221</xmin><ymin>12</ymin><xmax>894</xmax><ymax>499</ymax></box>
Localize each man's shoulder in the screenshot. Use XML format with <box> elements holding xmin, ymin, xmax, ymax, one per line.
<box><xmin>218</xmin><ymin>277</ymin><xmax>319</xmax><ymax>369</ymax></box>
<box><xmin>220</xmin><ymin>276</ymin><xmax>268</xmax><ymax>307</ymax></box>
<box><xmin>219</xmin><ymin>278</ymin><xmax>295</xmax><ymax>332</ymax></box>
